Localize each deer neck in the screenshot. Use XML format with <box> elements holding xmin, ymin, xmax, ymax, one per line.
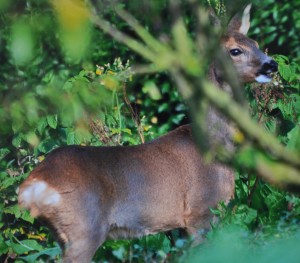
<box><xmin>205</xmin><ymin>64</ymin><xmax>235</xmax><ymax>154</ymax></box>
<box><xmin>209</xmin><ymin>63</ymin><xmax>232</xmax><ymax>94</ymax></box>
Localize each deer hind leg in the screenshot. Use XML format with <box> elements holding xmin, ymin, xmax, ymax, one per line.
<box><xmin>62</xmin><ymin>233</ymin><xmax>105</xmax><ymax>263</ymax></box>
<box><xmin>57</xmin><ymin>198</ymin><xmax>110</xmax><ymax>262</ymax></box>
<box><xmin>44</xmin><ymin>202</ymin><xmax>108</xmax><ymax>263</ymax></box>
<box><xmin>46</xmin><ymin>213</ymin><xmax>106</xmax><ymax>263</ymax></box>
<box><xmin>49</xmin><ymin>197</ymin><xmax>108</xmax><ymax>263</ymax></box>
<box><xmin>19</xmin><ymin>179</ymin><xmax>107</xmax><ymax>263</ymax></box>
<box><xmin>184</xmin><ymin>210</ymin><xmax>215</xmax><ymax>246</ymax></box>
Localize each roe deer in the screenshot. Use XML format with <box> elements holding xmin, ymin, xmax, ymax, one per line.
<box><xmin>18</xmin><ymin>4</ymin><xmax>277</xmax><ymax>263</ymax></box>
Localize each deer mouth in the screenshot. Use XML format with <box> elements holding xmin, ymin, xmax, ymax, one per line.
<box><xmin>255</xmin><ymin>73</ymin><xmax>272</xmax><ymax>83</ymax></box>
<box><xmin>255</xmin><ymin>60</ymin><xmax>278</xmax><ymax>83</ymax></box>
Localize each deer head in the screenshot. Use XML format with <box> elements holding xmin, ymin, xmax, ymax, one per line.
<box><xmin>222</xmin><ymin>4</ymin><xmax>278</xmax><ymax>83</ymax></box>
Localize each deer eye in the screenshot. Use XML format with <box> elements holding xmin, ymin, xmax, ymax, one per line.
<box><xmin>230</xmin><ymin>49</ymin><xmax>243</xmax><ymax>56</ymax></box>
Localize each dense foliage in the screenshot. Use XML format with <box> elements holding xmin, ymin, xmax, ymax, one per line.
<box><xmin>0</xmin><ymin>0</ymin><xmax>299</xmax><ymax>262</ymax></box>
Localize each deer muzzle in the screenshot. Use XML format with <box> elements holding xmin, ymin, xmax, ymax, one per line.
<box><xmin>256</xmin><ymin>59</ymin><xmax>278</xmax><ymax>83</ymax></box>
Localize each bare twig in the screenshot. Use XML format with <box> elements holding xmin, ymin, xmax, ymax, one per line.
<box><xmin>122</xmin><ymin>84</ymin><xmax>145</xmax><ymax>144</ymax></box>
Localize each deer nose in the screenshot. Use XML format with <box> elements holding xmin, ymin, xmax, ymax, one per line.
<box><xmin>261</xmin><ymin>60</ymin><xmax>278</xmax><ymax>74</ymax></box>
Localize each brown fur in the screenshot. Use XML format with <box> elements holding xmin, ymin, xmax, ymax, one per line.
<box><xmin>19</xmin><ymin>125</ymin><xmax>234</xmax><ymax>262</ymax></box>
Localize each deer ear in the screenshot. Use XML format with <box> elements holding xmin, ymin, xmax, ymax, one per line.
<box><xmin>228</xmin><ymin>4</ymin><xmax>251</xmax><ymax>35</ymax></box>
<box><xmin>209</xmin><ymin>8</ymin><xmax>221</xmax><ymax>28</ymax></box>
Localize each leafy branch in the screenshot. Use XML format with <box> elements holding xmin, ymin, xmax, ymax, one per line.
<box><xmin>89</xmin><ymin>3</ymin><xmax>300</xmax><ymax>188</ymax></box>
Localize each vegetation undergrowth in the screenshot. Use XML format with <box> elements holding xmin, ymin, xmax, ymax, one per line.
<box><xmin>0</xmin><ymin>0</ymin><xmax>299</xmax><ymax>262</ymax></box>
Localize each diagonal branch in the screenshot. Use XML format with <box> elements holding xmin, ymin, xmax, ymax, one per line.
<box><xmin>90</xmin><ymin>4</ymin><xmax>300</xmax><ymax>187</ymax></box>
<box><xmin>90</xmin><ymin>9</ymin><xmax>157</xmax><ymax>62</ymax></box>
<box><xmin>115</xmin><ymin>8</ymin><xmax>169</xmax><ymax>54</ymax></box>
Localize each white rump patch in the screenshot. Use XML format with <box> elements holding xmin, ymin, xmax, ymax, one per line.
<box><xmin>255</xmin><ymin>75</ymin><xmax>271</xmax><ymax>83</ymax></box>
<box><xmin>20</xmin><ymin>180</ymin><xmax>61</xmax><ymax>209</ymax></box>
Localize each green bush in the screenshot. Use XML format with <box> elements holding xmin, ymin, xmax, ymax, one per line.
<box><xmin>251</xmin><ymin>0</ymin><xmax>300</xmax><ymax>60</ymax></box>
<box><xmin>0</xmin><ymin>0</ymin><xmax>299</xmax><ymax>262</ymax></box>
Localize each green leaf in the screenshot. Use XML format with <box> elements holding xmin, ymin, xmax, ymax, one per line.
<box><xmin>38</xmin><ymin>138</ymin><xmax>58</xmax><ymax>153</ymax></box>
<box><xmin>74</xmin><ymin>128</ymin><xmax>92</xmax><ymax>144</ymax></box>
<box><xmin>274</xmin><ymin>55</ymin><xmax>289</xmax><ymax>64</ymax></box>
<box><xmin>264</xmin><ymin>120</ymin><xmax>276</xmax><ymax>134</ymax></box>
<box><xmin>233</xmin><ymin>205</ymin><xmax>258</xmax><ymax>225</ymax></box>
<box><xmin>158</xmin><ymin>103</ymin><xmax>169</xmax><ymax>113</ymax></box>
<box><xmin>112</xmin><ymin>246</ymin><xmax>126</xmax><ymax>260</ymax></box>
<box><xmin>106</xmin><ymin>115</ymin><xmax>117</xmax><ymax>126</ymax></box>
<box><xmin>264</xmin><ymin>33</ymin><xmax>276</xmax><ymax>44</ymax></box>
<box><xmin>42</xmin><ymin>71</ymin><xmax>54</xmax><ymax>83</ymax></box>
<box><xmin>142</xmin><ymin>81</ymin><xmax>162</xmax><ymax>100</ymax></box>
<box><xmin>121</xmin><ymin>128</ymin><xmax>132</xmax><ymax>135</ymax></box>
<box><xmin>20</xmin><ymin>246</ymin><xmax>61</xmax><ymax>262</ymax></box>
<box><xmin>4</xmin><ymin>204</ymin><xmax>22</xmax><ymax>218</ymax></box>
<box><xmin>9</xmin><ymin>239</ymin><xmax>44</xmax><ymax>254</ymax></box>
<box><xmin>279</xmin><ymin>64</ymin><xmax>293</xmax><ymax>82</ymax></box>
<box><xmin>0</xmin><ymin>148</ymin><xmax>10</xmax><ymax>161</ymax></box>
<box><xmin>0</xmin><ymin>235</ymin><xmax>8</xmax><ymax>254</ymax></box>
<box><xmin>78</xmin><ymin>70</ymin><xmax>87</xmax><ymax>77</ymax></box>
<box><xmin>275</xmin><ymin>99</ymin><xmax>294</xmax><ymax>121</ymax></box>
<box><xmin>110</xmin><ymin>128</ymin><xmax>121</xmax><ymax>135</ymax></box>
<box><xmin>287</xmin><ymin>126</ymin><xmax>300</xmax><ymax>151</ymax></box>
<box><xmin>36</xmin><ymin>117</ymin><xmax>48</xmax><ymax>134</ymax></box>
<box><xmin>278</xmin><ymin>35</ymin><xmax>285</xmax><ymax>46</ymax></box>
<box><xmin>12</xmin><ymin>134</ymin><xmax>24</xmax><ymax>148</ymax></box>
<box><xmin>172</xmin><ymin>113</ymin><xmax>185</xmax><ymax>125</ymax></box>
<box><xmin>62</xmin><ymin>80</ymin><xmax>73</xmax><ymax>91</ymax></box>
<box><xmin>1</xmin><ymin>176</ymin><xmax>17</xmax><ymax>189</ymax></box>
<box><xmin>67</xmin><ymin>131</ymin><xmax>76</xmax><ymax>145</ymax></box>
<box><xmin>264</xmin><ymin>26</ymin><xmax>277</xmax><ymax>34</ymax></box>
<box><xmin>20</xmin><ymin>210</ymin><xmax>34</xmax><ymax>224</ymax></box>
<box><xmin>264</xmin><ymin>191</ymin><xmax>286</xmax><ymax>220</ymax></box>
<box><xmin>47</xmin><ymin>115</ymin><xmax>58</xmax><ymax>129</ymax></box>
<box><xmin>210</xmin><ymin>207</ymin><xmax>222</xmax><ymax>216</ymax></box>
